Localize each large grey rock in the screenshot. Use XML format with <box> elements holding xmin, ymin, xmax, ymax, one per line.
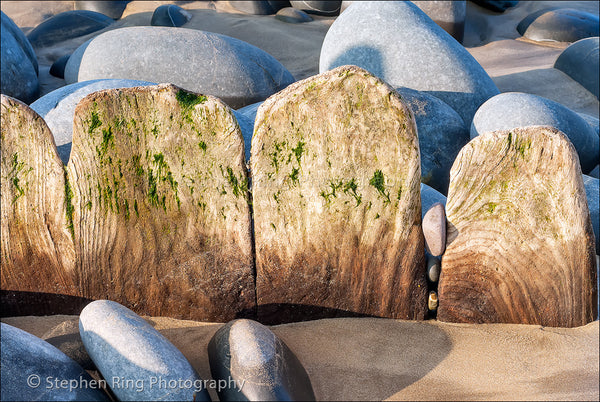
<box><xmin>524</xmin><ymin>9</ymin><xmax>599</xmax><ymax>43</ymax></box>
<box><xmin>208</xmin><ymin>319</ymin><xmax>316</xmax><ymax>401</ymax></box>
<box><xmin>517</xmin><ymin>7</ymin><xmax>562</xmax><ymax>35</ymax></box>
<box><xmin>1</xmin><ymin>11</ymin><xmax>38</xmax><ymax>74</ymax></box>
<box><xmin>50</xmin><ymin>54</ymin><xmax>71</xmax><ymax>79</ymax></box>
<box><xmin>583</xmin><ymin>175</ymin><xmax>599</xmax><ymax>254</ymax></box>
<box><xmin>396</xmin><ymin>87</ymin><xmax>469</xmax><ymax>195</ymax></box>
<box><xmin>30</xmin><ymin>79</ymin><xmax>155</xmax><ymax>164</ymax></box>
<box><xmin>579</xmin><ymin>113</ymin><xmax>599</xmax><ymax>137</ymax></box>
<box><xmin>320</xmin><ymin>1</ymin><xmax>499</xmax><ymax>126</ymax></box>
<box><xmin>290</xmin><ymin>0</ymin><xmax>341</xmax><ymax>16</ymax></box>
<box><xmin>65</xmin><ymin>27</ymin><xmax>295</xmax><ymax>109</ymax></box>
<box><xmin>234</xmin><ymin>101</ymin><xmax>263</xmax><ymax>162</ymax></box>
<box><xmin>1</xmin><ymin>16</ymin><xmax>39</xmax><ymax>104</ymax></box>
<box><xmin>411</xmin><ymin>1</ymin><xmax>466</xmax><ymax>42</ymax></box>
<box><xmin>470</xmin><ymin>92</ymin><xmax>599</xmax><ymax>174</ymax></box>
<box><xmin>554</xmin><ymin>37</ymin><xmax>599</xmax><ymax>99</ymax></box>
<box><xmin>275</xmin><ymin>7</ymin><xmax>313</xmax><ymax>23</ymax></box>
<box><xmin>74</xmin><ymin>1</ymin><xmax>130</xmax><ymax>19</ymax></box>
<box><xmin>469</xmin><ymin>0</ymin><xmax>518</xmax><ymax>13</ymax></box>
<box><xmin>151</xmin><ymin>4</ymin><xmax>192</xmax><ymax>27</ymax></box>
<box><xmin>79</xmin><ymin>300</ymin><xmax>211</xmax><ymax>401</ymax></box>
<box><xmin>230</xmin><ymin>1</ymin><xmax>290</xmax><ymax>15</ymax></box>
<box><xmin>1</xmin><ymin>323</ymin><xmax>109</xmax><ymax>401</ymax></box>
<box><xmin>26</xmin><ymin>10</ymin><xmax>113</xmax><ymax>48</ymax></box>
<box><xmin>421</xmin><ymin>183</ymin><xmax>447</xmax><ymax>220</ymax></box>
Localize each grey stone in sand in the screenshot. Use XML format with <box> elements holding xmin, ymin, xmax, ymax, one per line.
<box><xmin>208</xmin><ymin>319</ymin><xmax>316</xmax><ymax>401</ymax></box>
<box><xmin>583</xmin><ymin>175</ymin><xmax>599</xmax><ymax>254</ymax></box>
<box><xmin>1</xmin><ymin>22</ymin><xmax>39</xmax><ymax>104</ymax></box>
<box><xmin>470</xmin><ymin>92</ymin><xmax>599</xmax><ymax>174</ymax></box>
<box><xmin>524</xmin><ymin>9</ymin><xmax>599</xmax><ymax>43</ymax></box>
<box><xmin>232</xmin><ymin>110</ymin><xmax>254</xmax><ymax>162</ymax></box>
<box><xmin>1</xmin><ymin>323</ymin><xmax>109</xmax><ymax>401</ymax></box>
<box><xmin>290</xmin><ymin>0</ymin><xmax>341</xmax><ymax>16</ymax></box>
<box><xmin>516</xmin><ymin>7</ymin><xmax>561</xmax><ymax>35</ymax></box>
<box><xmin>554</xmin><ymin>37</ymin><xmax>599</xmax><ymax>99</ymax></box>
<box><xmin>74</xmin><ymin>1</ymin><xmax>130</xmax><ymax>20</ymax></box>
<box><xmin>50</xmin><ymin>54</ymin><xmax>71</xmax><ymax>79</ymax></box>
<box><xmin>1</xmin><ymin>11</ymin><xmax>38</xmax><ymax>75</ymax></box>
<box><xmin>421</xmin><ymin>183</ymin><xmax>447</xmax><ymax>220</ymax></box>
<box><xmin>427</xmin><ymin>255</ymin><xmax>441</xmax><ymax>283</ymax></box>
<box><xmin>64</xmin><ymin>27</ymin><xmax>295</xmax><ymax>109</ymax></box>
<box><xmin>230</xmin><ymin>1</ymin><xmax>290</xmax><ymax>15</ymax></box>
<box><xmin>30</xmin><ymin>79</ymin><xmax>155</xmax><ymax>164</ymax></box>
<box><xmin>79</xmin><ymin>300</ymin><xmax>211</xmax><ymax>401</ymax></box>
<box><xmin>411</xmin><ymin>1</ymin><xmax>466</xmax><ymax>42</ymax></box>
<box><xmin>319</xmin><ymin>1</ymin><xmax>499</xmax><ymax>126</ymax></box>
<box><xmin>396</xmin><ymin>87</ymin><xmax>469</xmax><ymax>195</ymax></box>
<box><xmin>578</xmin><ymin>113</ymin><xmax>599</xmax><ymax>137</ymax></box>
<box><xmin>275</xmin><ymin>7</ymin><xmax>313</xmax><ymax>23</ymax></box>
<box><xmin>423</xmin><ymin>202</ymin><xmax>447</xmax><ymax>257</ymax></box>
<box><xmin>151</xmin><ymin>4</ymin><xmax>192</xmax><ymax>27</ymax></box>
<box><xmin>469</xmin><ymin>0</ymin><xmax>518</xmax><ymax>13</ymax></box>
<box><xmin>26</xmin><ymin>10</ymin><xmax>113</xmax><ymax>48</ymax></box>
<box><xmin>43</xmin><ymin>320</ymin><xmax>95</xmax><ymax>370</ymax></box>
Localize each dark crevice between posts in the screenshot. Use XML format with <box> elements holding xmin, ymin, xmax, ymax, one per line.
<box><xmin>63</xmin><ymin>166</ymin><xmax>75</xmax><ymax>239</ymax></box>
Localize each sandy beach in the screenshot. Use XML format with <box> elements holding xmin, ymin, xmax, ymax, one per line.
<box><xmin>1</xmin><ymin>1</ymin><xmax>599</xmax><ymax>401</ymax></box>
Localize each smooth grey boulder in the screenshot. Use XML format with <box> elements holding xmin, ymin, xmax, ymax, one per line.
<box><xmin>50</xmin><ymin>54</ymin><xmax>71</xmax><ymax>79</ymax></box>
<box><xmin>469</xmin><ymin>0</ymin><xmax>518</xmax><ymax>13</ymax></box>
<box><xmin>524</xmin><ymin>9</ymin><xmax>599</xmax><ymax>43</ymax></box>
<box><xmin>26</xmin><ymin>10</ymin><xmax>113</xmax><ymax>48</ymax></box>
<box><xmin>396</xmin><ymin>87</ymin><xmax>469</xmax><ymax>195</ymax></box>
<box><xmin>232</xmin><ymin>110</ymin><xmax>254</xmax><ymax>162</ymax></box>
<box><xmin>64</xmin><ymin>27</ymin><xmax>295</xmax><ymax>109</ymax></box>
<box><xmin>208</xmin><ymin>319</ymin><xmax>316</xmax><ymax>401</ymax></box>
<box><xmin>470</xmin><ymin>92</ymin><xmax>599</xmax><ymax>173</ymax></box>
<box><xmin>319</xmin><ymin>1</ymin><xmax>499</xmax><ymax>126</ymax></box>
<box><xmin>1</xmin><ymin>21</ymin><xmax>39</xmax><ymax>104</ymax></box>
<box><xmin>412</xmin><ymin>1</ymin><xmax>466</xmax><ymax>42</ymax></box>
<box><xmin>579</xmin><ymin>113</ymin><xmax>599</xmax><ymax>137</ymax></box>
<box><xmin>421</xmin><ymin>183</ymin><xmax>447</xmax><ymax>220</ymax></box>
<box><xmin>517</xmin><ymin>7</ymin><xmax>561</xmax><ymax>35</ymax></box>
<box><xmin>230</xmin><ymin>1</ymin><xmax>290</xmax><ymax>15</ymax></box>
<box><xmin>290</xmin><ymin>0</ymin><xmax>341</xmax><ymax>16</ymax></box>
<box><xmin>1</xmin><ymin>323</ymin><xmax>109</xmax><ymax>401</ymax></box>
<box><xmin>583</xmin><ymin>175</ymin><xmax>599</xmax><ymax>254</ymax></box>
<box><xmin>151</xmin><ymin>4</ymin><xmax>192</xmax><ymax>27</ymax></box>
<box><xmin>1</xmin><ymin>11</ymin><xmax>38</xmax><ymax>74</ymax></box>
<box><xmin>74</xmin><ymin>1</ymin><xmax>130</xmax><ymax>19</ymax></box>
<box><xmin>30</xmin><ymin>79</ymin><xmax>155</xmax><ymax>164</ymax></box>
<box><xmin>555</xmin><ymin>37</ymin><xmax>599</xmax><ymax>99</ymax></box>
<box><xmin>275</xmin><ymin>7</ymin><xmax>313</xmax><ymax>23</ymax></box>
<box><xmin>79</xmin><ymin>300</ymin><xmax>211</xmax><ymax>401</ymax></box>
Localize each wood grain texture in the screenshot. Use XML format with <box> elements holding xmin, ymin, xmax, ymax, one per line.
<box><xmin>251</xmin><ymin>65</ymin><xmax>427</xmax><ymax>323</ymax></box>
<box><xmin>438</xmin><ymin>126</ymin><xmax>597</xmax><ymax>327</ymax></box>
<box><xmin>68</xmin><ymin>84</ymin><xmax>255</xmax><ymax>321</ymax></box>
<box><xmin>1</xmin><ymin>95</ymin><xmax>77</xmax><ymax>295</ymax></box>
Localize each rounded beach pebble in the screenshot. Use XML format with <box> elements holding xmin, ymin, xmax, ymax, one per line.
<box><xmin>64</xmin><ymin>27</ymin><xmax>295</xmax><ymax>109</ymax></box>
<box><xmin>79</xmin><ymin>300</ymin><xmax>211</xmax><ymax>401</ymax></box>
<box><xmin>523</xmin><ymin>9</ymin><xmax>599</xmax><ymax>43</ymax></box>
<box><xmin>74</xmin><ymin>1</ymin><xmax>129</xmax><ymax>20</ymax></box>
<box><xmin>423</xmin><ymin>202</ymin><xmax>447</xmax><ymax>257</ymax></box>
<box><xmin>554</xmin><ymin>37</ymin><xmax>599</xmax><ymax>99</ymax></box>
<box><xmin>208</xmin><ymin>319</ymin><xmax>315</xmax><ymax>401</ymax></box>
<box><xmin>150</xmin><ymin>4</ymin><xmax>192</xmax><ymax>27</ymax></box>
<box><xmin>26</xmin><ymin>10</ymin><xmax>113</xmax><ymax>48</ymax></box>
<box><xmin>275</xmin><ymin>7</ymin><xmax>313</xmax><ymax>23</ymax></box>
<box><xmin>1</xmin><ymin>322</ymin><xmax>109</xmax><ymax>401</ymax></box>
<box><xmin>470</xmin><ymin>92</ymin><xmax>599</xmax><ymax>173</ymax></box>
<box><xmin>319</xmin><ymin>1</ymin><xmax>499</xmax><ymax>126</ymax></box>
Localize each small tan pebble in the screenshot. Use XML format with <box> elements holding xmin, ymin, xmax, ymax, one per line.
<box><xmin>423</xmin><ymin>202</ymin><xmax>447</xmax><ymax>257</ymax></box>
<box><xmin>428</xmin><ymin>291</ymin><xmax>438</xmax><ymax>311</ymax></box>
<box><xmin>427</xmin><ymin>255</ymin><xmax>440</xmax><ymax>283</ymax></box>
